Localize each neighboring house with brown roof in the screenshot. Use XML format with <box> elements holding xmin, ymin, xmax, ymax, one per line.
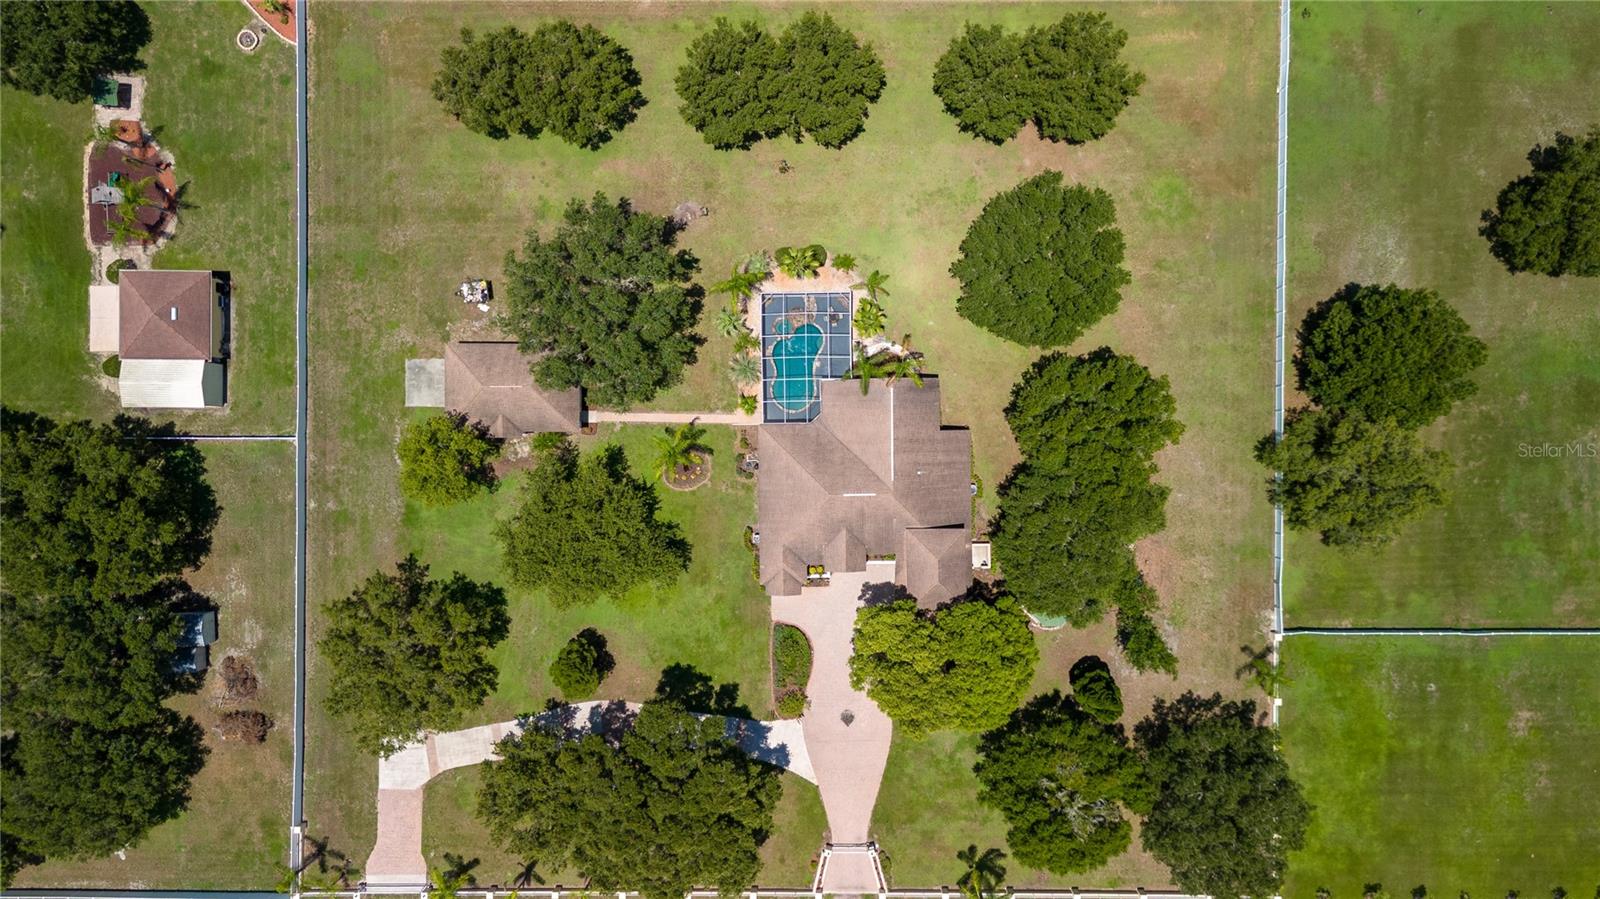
<box><xmin>90</xmin><ymin>270</ymin><xmax>227</xmax><ymax>408</ymax></box>
<box><xmin>757</xmin><ymin>377</ymin><xmax>974</xmax><ymax>607</ymax></box>
<box><xmin>444</xmin><ymin>341</ymin><xmax>582</xmax><ymax>438</ymax></box>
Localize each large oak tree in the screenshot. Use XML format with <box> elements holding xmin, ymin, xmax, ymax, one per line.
<box><xmin>477</xmin><ymin>700</ymin><xmax>780</xmax><ymax>899</ymax></box>
<box><xmin>501</xmin><ymin>193</ymin><xmax>700</xmax><ymax>408</ymax></box>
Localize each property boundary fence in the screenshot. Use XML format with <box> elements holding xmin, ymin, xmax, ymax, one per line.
<box><xmin>289</xmin><ymin>0</ymin><xmax>311</xmax><ymax>874</ymax></box>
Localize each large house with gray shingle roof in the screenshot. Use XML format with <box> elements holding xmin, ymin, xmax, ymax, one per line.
<box><xmin>756</xmin><ymin>377</ymin><xmax>974</xmax><ymax>607</ymax></box>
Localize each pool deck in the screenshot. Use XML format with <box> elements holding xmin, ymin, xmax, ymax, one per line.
<box><xmin>742</xmin><ymin>265</ymin><xmax>860</xmax><ymax>342</ymax></box>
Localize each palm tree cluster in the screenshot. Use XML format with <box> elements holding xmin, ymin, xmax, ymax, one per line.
<box><xmin>774</xmin><ymin>244</ymin><xmax>826</xmax><ymax>278</ymax></box>
<box><xmin>651</xmin><ymin>422</ymin><xmax>711</xmax><ymax>485</ymax></box>
<box><xmin>848</xmin><ymin>333</ymin><xmax>926</xmax><ymax>395</ymax></box>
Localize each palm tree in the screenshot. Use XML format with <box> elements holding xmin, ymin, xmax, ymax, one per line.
<box><xmin>428</xmin><ymin>865</ymin><xmax>469</xmax><ymax>899</ymax></box>
<box><xmin>1248</xmin><ymin>656</ymin><xmax>1292</xmax><ymax>695</ymax></box>
<box><xmin>848</xmin><ymin>346</ymin><xmax>888</xmax><ymax>395</ymax></box>
<box><xmin>713</xmin><ymin>306</ymin><xmax>744</xmax><ymax>338</ymax></box>
<box><xmin>956</xmin><ymin>845</ymin><xmax>1007</xmax><ymax>899</ymax></box>
<box><xmin>831</xmin><ymin>252</ymin><xmax>858</xmax><ymax>272</ymax></box>
<box><xmin>775</xmin><ymin>244</ymin><xmax>825</xmax><ymax>278</ymax></box>
<box><xmin>852</xmin><ymin>296</ymin><xmax>887</xmax><ymax>337</ymax></box>
<box><xmin>652</xmin><ymin>422</ymin><xmax>710</xmax><ymax>481</ymax></box>
<box><xmin>728</xmin><ymin>353</ymin><xmax>761</xmax><ymax>387</ymax></box>
<box><xmin>853</xmin><ymin>269</ymin><xmax>891</xmax><ymax>301</ymax></box>
<box><xmin>713</xmin><ymin>267</ymin><xmax>766</xmax><ymax>309</ymax></box>
<box><xmin>262</xmin><ymin>0</ymin><xmax>291</xmax><ymax>24</ymax></box>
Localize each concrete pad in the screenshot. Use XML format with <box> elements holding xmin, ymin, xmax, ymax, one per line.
<box><xmin>375</xmin><ymin>742</ymin><xmax>431</xmax><ymax>790</ymax></box>
<box><xmin>89</xmin><ymin>285</ymin><xmax>120</xmax><ymax>353</ymax></box>
<box><xmin>404</xmin><ymin>358</ymin><xmax>444</xmax><ymax>406</ymax></box>
<box><xmin>820</xmin><ymin>848</ymin><xmax>884</xmax><ymax>895</ymax></box>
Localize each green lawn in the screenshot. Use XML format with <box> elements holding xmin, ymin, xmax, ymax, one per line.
<box><xmin>1280</xmin><ymin>637</ymin><xmax>1600</xmax><ymax>894</ymax></box>
<box><xmin>0</xmin><ymin>1</ymin><xmax>295</xmax><ymax>432</ymax></box>
<box><xmin>1284</xmin><ymin>2</ymin><xmax>1600</xmax><ymax>626</ymax></box>
<box><xmin>11</xmin><ymin>443</ymin><xmax>296</xmax><ymax>889</ymax></box>
<box><xmin>306</xmin><ymin>1</ymin><xmax>1276</xmax><ymax>883</ymax></box>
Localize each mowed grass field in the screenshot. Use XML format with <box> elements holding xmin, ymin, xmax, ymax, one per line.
<box><xmin>11</xmin><ymin>443</ymin><xmax>296</xmax><ymax>889</ymax></box>
<box><xmin>306</xmin><ymin>2</ymin><xmax>1276</xmax><ymax>883</ymax></box>
<box><xmin>0</xmin><ymin>1</ymin><xmax>296</xmax><ymax>433</ymax></box>
<box><xmin>1284</xmin><ymin>2</ymin><xmax>1600</xmax><ymax>626</ymax></box>
<box><xmin>1280</xmin><ymin>637</ymin><xmax>1600</xmax><ymax>894</ymax></box>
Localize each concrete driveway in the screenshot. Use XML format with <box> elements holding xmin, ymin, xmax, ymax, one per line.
<box><xmin>770</xmin><ymin>563</ymin><xmax>897</xmax><ymax>894</ymax></box>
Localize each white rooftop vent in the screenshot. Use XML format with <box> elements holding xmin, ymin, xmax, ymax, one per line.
<box><xmin>169</xmin><ymin>306</ymin><xmax>177</xmax><ymax>321</ymax></box>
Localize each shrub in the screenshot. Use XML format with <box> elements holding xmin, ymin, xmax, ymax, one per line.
<box><xmin>737</xmin><ymin>394</ymin><xmax>758</xmax><ymax>416</ymax></box>
<box><xmin>952</xmin><ymin>171</ymin><xmax>1129</xmax><ymax>347</ymax></box>
<box><xmin>775</xmin><ymin>689</ymin><xmax>807</xmax><ymax>718</ymax></box>
<box><xmin>1295</xmin><ymin>284</ymin><xmax>1487</xmax><ymax>429</ymax></box>
<box><xmin>397</xmin><ymin>412</ymin><xmax>500</xmax><ymax>507</ymax></box>
<box><xmin>675</xmin><ymin>14</ymin><xmax>883</xmax><ymax>150</ymax></box>
<box><xmin>1480</xmin><ymin>128</ymin><xmax>1600</xmax><ymax>277</ymax></box>
<box><xmin>1256</xmin><ymin>407</ymin><xmax>1449</xmax><ymax>548</ymax></box>
<box><xmin>849</xmin><ymin>594</ymin><xmax>1038</xmax><ymax>735</ymax></box>
<box><xmin>549</xmin><ymin>629</ymin><xmax>609</xmax><ymax>699</ymax></box>
<box><xmin>432</xmin><ymin>23</ymin><xmax>643</xmax><ymax>148</ymax></box>
<box><xmin>496</xmin><ymin>441</ymin><xmax>690</xmax><ymax>607</ymax></box>
<box><xmin>501</xmin><ymin>193</ymin><xmax>700</xmax><ymax>408</ymax></box>
<box><xmin>933</xmin><ymin>13</ymin><xmax>1143</xmax><ymax>145</ymax></box>
<box><xmin>1068</xmin><ymin>656</ymin><xmax>1123</xmax><ymax>723</ymax></box>
<box><xmin>105</xmin><ymin>258</ymin><xmax>134</xmax><ymax>283</ymax></box>
<box><xmin>771</xmin><ymin>624</ymin><xmax>812</xmax><ymax>695</ymax></box>
<box><xmin>101</xmin><ymin>354</ymin><xmax>121</xmax><ymax>378</ymax></box>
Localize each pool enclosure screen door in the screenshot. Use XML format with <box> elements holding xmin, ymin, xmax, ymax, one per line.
<box><xmin>761</xmin><ymin>292</ymin><xmax>853</xmax><ymax>423</ymax></box>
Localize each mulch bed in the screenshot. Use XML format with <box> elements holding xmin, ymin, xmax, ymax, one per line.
<box><xmin>662</xmin><ymin>453</ymin><xmax>711</xmax><ymax>491</ymax></box>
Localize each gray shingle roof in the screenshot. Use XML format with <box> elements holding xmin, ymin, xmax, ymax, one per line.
<box><xmin>758</xmin><ymin>378</ymin><xmax>972</xmax><ymax>607</ymax></box>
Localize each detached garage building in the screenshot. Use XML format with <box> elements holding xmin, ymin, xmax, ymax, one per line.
<box><xmin>89</xmin><ymin>270</ymin><xmax>227</xmax><ymax>408</ymax></box>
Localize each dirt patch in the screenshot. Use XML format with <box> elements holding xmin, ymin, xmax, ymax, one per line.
<box><xmin>1508</xmin><ymin>708</ymin><xmax>1539</xmax><ymax>737</ymax></box>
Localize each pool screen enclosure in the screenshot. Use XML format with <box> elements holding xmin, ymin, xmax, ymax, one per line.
<box><xmin>761</xmin><ymin>292</ymin><xmax>853</xmax><ymax>423</ymax></box>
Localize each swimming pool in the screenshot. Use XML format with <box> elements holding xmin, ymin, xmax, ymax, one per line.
<box><xmin>768</xmin><ymin>320</ymin><xmax>823</xmax><ymax>413</ymax></box>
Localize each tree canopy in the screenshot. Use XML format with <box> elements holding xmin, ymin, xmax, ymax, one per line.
<box><xmin>1</xmin><ymin>587</ymin><xmax>205</xmax><ymax>877</ymax></box>
<box><xmin>974</xmin><ymin>692</ymin><xmax>1147</xmax><ymax>874</ymax></box>
<box><xmin>675</xmin><ymin>14</ymin><xmax>884</xmax><ymax>150</ymax></box>
<box><xmin>431</xmin><ymin>23</ymin><xmax>644</xmax><ymax>148</ymax></box>
<box><xmin>500</xmin><ymin>193</ymin><xmax>700</xmax><ymax>408</ymax></box>
<box><xmin>933</xmin><ymin>14</ymin><xmax>1143</xmax><ymax>145</ymax></box>
<box><xmin>952</xmin><ymin>172</ymin><xmax>1130</xmax><ymax>347</ymax></box>
<box><xmin>992</xmin><ymin>456</ymin><xmax>1165</xmax><ymax>626</ymax></box>
<box><xmin>0</xmin><ymin>0</ymin><xmax>150</xmax><ymax>102</ymax></box>
<box><xmin>476</xmin><ymin>700</ymin><xmax>781</xmax><ymax>899</ymax></box>
<box><xmin>1</xmin><ymin>713</ymin><xmax>206</xmax><ymax>864</ymax></box>
<box><xmin>991</xmin><ymin>350</ymin><xmax>1181</xmax><ymax>673</ymax></box>
<box><xmin>549</xmin><ymin>629</ymin><xmax>610</xmax><ymax>699</ymax></box>
<box><xmin>496</xmin><ymin>440</ymin><xmax>690</xmax><ymax>607</ymax></box>
<box><xmin>321</xmin><ymin>555</ymin><xmax>509</xmax><ymax>756</ymax></box>
<box><xmin>0</xmin><ymin>410</ymin><xmax>219</xmax><ymax>601</ymax></box>
<box><xmin>849</xmin><ymin>594</ymin><xmax>1039</xmax><ymax>735</ymax></box>
<box><xmin>1135</xmin><ymin>693</ymin><xmax>1311</xmax><ymax>899</ymax></box>
<box><xmin>1480</xmin><ymin>128</ymin><xmax>1600</xmax><ymax>277</ymax></box>
<box><xmin>1295</xmin><ymin>284</ymin><xmax>1487</xmax><ymax>429</ymax></box>
<box><xmin>1255</xmin><ymin>407</ymin><xmax>1449</xmax><ymax>548</ymax></box>
<box><xmin>1005</xmin><ymin>348</ymin><xmax>1184</xmax><ymax>468</ymax></box>
<box><xmin>397</xmin><ymin>412</ymin><xmax>500</xmax><ymax>506</ymax></box>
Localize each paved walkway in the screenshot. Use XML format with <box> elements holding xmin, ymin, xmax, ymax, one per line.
<box><xmin>364</xmin><ymin>701</ymin><xmax>813</xmax><ymax>886</ymax></box>
<box><xmin>770</xmin><ymin>564</ymin><xmax>897</xmax><ymax>895</ymax></box>
<box><xmin>586</xmin><ymin>409</ymin><xmax>757</xmax><ymax>426</ymax></box>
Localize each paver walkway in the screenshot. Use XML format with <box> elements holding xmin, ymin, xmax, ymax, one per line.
<box><xmin>364</xmin><ymin>701</ymin><xmax>813</xmax><ymax>887</ymax></box>
<box><xmin>586</xmin><ymin>409</ymin><xmax>757</xmax><ymax>426</ymax></box>
<box><xmin>770</xmin><ymin>564</ymin><xmax>896</xmax><ymax>895</ymax></box>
